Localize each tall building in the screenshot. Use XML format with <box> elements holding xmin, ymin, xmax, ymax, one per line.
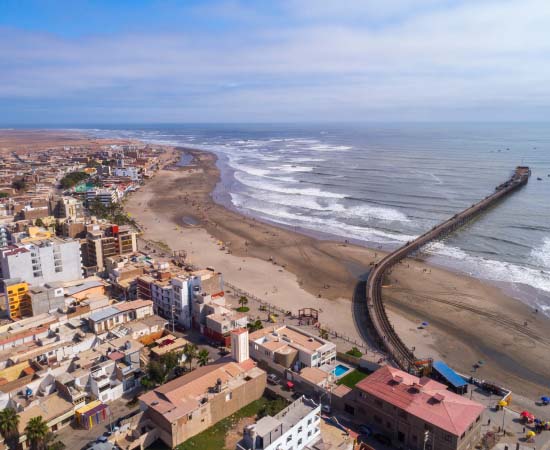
<box><xmin>82</xmin><ymin>224</ymin><xmax>137</xmax><ymax>272</ymax></box>
<box><xmin>0</xmin><ymin>238</ymin><xmax>83</xmax><ymax>287</ymax></box>
<box><xmin>3</xmin><ymin>278</ymin><xmax>32</xmax><ymax>320</ymax></box>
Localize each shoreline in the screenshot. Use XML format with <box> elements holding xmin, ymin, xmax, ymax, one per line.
<box><xmin>126</xmin><ymin>147</ymin><xmax>550</xmax><ymax>399</ymax></box>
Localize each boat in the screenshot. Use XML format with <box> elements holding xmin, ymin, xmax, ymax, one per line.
<box><xmin>537</xmin><ymin>177</ymin><xmax>542</xmax><ymax>181</ymax></box>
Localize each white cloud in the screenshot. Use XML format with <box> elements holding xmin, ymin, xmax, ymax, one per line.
<box><xmin>1</xmin><ymin>0</ymin><xmax>550</xmax><ymax>121</ymax></box>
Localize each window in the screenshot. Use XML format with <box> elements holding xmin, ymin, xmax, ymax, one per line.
<box><xmin>375</xmin><ymin>399</ymin><xmax>383</xmax><ymax>408</ymax></box>
<box><xmin>308</xmin><ymin>431</ymin><xmax>312</xmax><ymax>437</ymax></box>
<box><xmin>298</xmin><ymin>426</ymin><xmax>303</xmax><ymax>433</ymax></box>
<box><xmin>398</xmin><ymin>410</ymin><xmax>407</xmax><ymax>420</ymax></box>
<box><xmin>374</xmin><ymin>415</ymin><xmax>382</xmax><ymax>424</ymax></box>
<box><xmin>445</xmin><ymin>434</ymin><xmax>453</xmax><ymax>442</ymax></box>
<box><xmin>307</xmin><ymin>419</ymin><xmax>312</xmax><ymax>425</ymax></box>
<box><xmin>297</xmin><ymin>439</ymin><xmax>302</xmax><ymax>446</ymax></box>
<box><xmin>286</xmin><ymin>435</ymin><xmax>292</xmax><ymax>442</ymax></box>
<box><xmin>225</xmin><ymin>392</ymin><xmax>232</xmax><ymax>402</ymax></box>
<box><xmin>398</xmin><ymin>432</ymin><xmax>405</xmax><ymax>442</ymax></box>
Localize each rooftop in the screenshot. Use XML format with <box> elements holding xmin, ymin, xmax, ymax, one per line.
<box><xmin>355</xmin><ymin>366</ymin><xmax>485</xmax><ymax>436</ymax></box>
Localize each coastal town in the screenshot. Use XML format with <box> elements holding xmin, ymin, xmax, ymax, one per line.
<box><xmin>0</xmin><ymin>131</ymin><xmax>549</xmax><ymax>450</ymax></box>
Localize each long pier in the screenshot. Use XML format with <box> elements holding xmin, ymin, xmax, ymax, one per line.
<box><xmin>365</xmin><ymin>166</ymin><xmax>531</xmax><ymax>374</ymax></box>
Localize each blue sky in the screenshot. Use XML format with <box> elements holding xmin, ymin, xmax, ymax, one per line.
<box><xmin>1</xmin><ymin>0</ymin><xmax>549</xmax><ymax>124</ymax></box>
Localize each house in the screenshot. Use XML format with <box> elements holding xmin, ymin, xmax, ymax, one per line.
<box><xmin>249</xmin><ymin>325</ymin><xmax>336</xmax><ymax>371</ymax></box>
<box><xmin>88</xmin><ymin>299</ymin><xmax>154</xmax><ymax>335</ymax></box>
<box><xmin>350</xmin><ymin>366</ymin><xmax>485</xmax><ymax>450</ymax></box>
<box><xmin>139</xmin><ymin>329</ymin><xmax>266</xmax><ymax>449</ymax></box>
<box><xmin>237</xmin><ymin>396</ymin><xmax>321</xmax><ymax>450</ymax></box>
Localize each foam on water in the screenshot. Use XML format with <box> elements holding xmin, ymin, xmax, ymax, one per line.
<box><xmin>425</xmin><ymin>242</ymin><xmax>550</xmax><ymax>295</ymax></box>
<box><xmin>530</xmin><ymin>237</ymin><xmax>550</xmax><ymax>269</ymax></box>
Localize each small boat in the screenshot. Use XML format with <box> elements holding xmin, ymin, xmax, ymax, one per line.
<box><xmin>537</xmin><ymin>177</ymin><xmax>542</xmax><ymax>181</ymax></box>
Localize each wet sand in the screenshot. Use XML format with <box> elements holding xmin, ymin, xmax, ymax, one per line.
<box><xmin>126</xmin><ymin>148</ymin><xmax>550</xmax><ymax>399</ymax></box>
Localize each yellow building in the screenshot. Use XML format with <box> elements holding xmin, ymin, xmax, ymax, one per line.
<box><xmin>4</xmin><ymin>278</ymin><xmax>32</xmax><ymax>320</ymax></box>
<box><xmin>19</xmin><ymin>226</ymin><xmax>53</xmax><ymax>244</ymax></box>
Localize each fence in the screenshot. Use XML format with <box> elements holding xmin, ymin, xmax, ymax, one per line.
<box><xmin>224</xmin><ymin>281</ymin><xmax>367</xmax><ymax>349</ymax></box>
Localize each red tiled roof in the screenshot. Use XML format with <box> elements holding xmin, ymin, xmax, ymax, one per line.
<box><xmin>356</xmin><ymin>366</ymin><xmax>484</xmax><ymax>436</ymax></box>
<box><xmin>114</xmin><ymin>299</ymin><xmax>152</xmax><ymax>312</ymax></box>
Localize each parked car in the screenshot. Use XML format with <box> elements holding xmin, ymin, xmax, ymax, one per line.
<box><xmin>321</xmin><ymin>404</ymin><xmax>332</xmax><ymax>414</ymax></box>
<box><xmin>267</xmin><ymin>374</ymin><xmax>280</xmax><ymax>385</ymax></box>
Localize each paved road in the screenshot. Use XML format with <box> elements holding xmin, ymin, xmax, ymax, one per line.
<box><xmin>56</xmin><ymin>396</ymin><xmax>140</xmax><ymax>450</ymax></box>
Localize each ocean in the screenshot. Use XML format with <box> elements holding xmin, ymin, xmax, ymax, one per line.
<box><xmin>81</xmin><ymin>123</ymin><xmax>550</xmax><ymax>314</ymax></box>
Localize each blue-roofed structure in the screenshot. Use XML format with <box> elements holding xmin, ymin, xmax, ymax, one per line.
<box><xmin>89</xmin><ymin>306</ymin><xmax>119</xmax><ymax>323</ymax></box>
<box><xmin>432</xmin><ymin>361</ymin><xmax>468</xmax><ymax>394</ymax></box>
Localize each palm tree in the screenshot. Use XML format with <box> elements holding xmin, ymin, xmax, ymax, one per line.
<box><xmin>197</xmin><ymin>349</ymin><xmax>210</xmax><ymax>367</ymax></box>
<box><xmin>183</xmin><ymin>344</ymin><xmax>198</xmax><ymax>370</ymax></box>
<box><xmin>318</xmin><ymin>328</ymin><xmax>329</xmax><ymax>340</ymax></box>
<box><xmin>25</xmin><ymin>416</ymin><xmax>49</xmax><ymax>450</ymax></box>
<box><xmin>238</xmin><ymin>296</ymin><xmax>249</xmax><ymax>310</ymax></box>
<box><xmin>0</xmin><ymin>408</ymin><xmax>20</xmax><ymax>450</ymax></box>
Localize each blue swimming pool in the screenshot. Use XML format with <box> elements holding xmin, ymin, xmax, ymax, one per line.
<box><xmin>333</xmin><ymin>364</ymin><xmax>350</xmax><ymax>377</ymax></box>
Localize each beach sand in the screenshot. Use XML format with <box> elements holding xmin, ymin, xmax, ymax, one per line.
<box><xmin>126</xmin><ymin>148</ymin><xmax>550</xmax><ymax>399</ymax></box>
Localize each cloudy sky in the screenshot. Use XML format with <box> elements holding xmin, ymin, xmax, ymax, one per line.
<box><xmin>1</xmin><ymin>0</ymin><xmax>549</xmax><ymax>124</ymax></box>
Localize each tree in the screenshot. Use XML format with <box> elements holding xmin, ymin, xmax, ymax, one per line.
<box><xmin>59</xmin><ymin>171</ymin><xmax>89</xmax><ymax>189</ymax></box>
<box><xmin>0</xmin><ymin>407</ymin><xmax>20</xmax><ymax>450</ymax></box>
<box><xmin>146</xmin><ymin>360</ymin><xmax>166</xmax><ymax>385</ymax></box>
<box><xmin>318</xmin><ymin>328</ymin><xmax>329</xmax><ymax>340</ymax></box>
<box><xmin>238</xmin><ymin>296</ymin><xmax>249</xmax><ymax>309</ymax></box>
<box><xmin>160</xmin><ymin>350</ymin><xmax>182</xmax><ymax>378</ymax></box>
<box><xmin>0</xmin><ymin>192</ymin><xmax>9</xmax><ymax>199</ymax></box>
<box><xmin>237</xmin><ymin>296</ymin><xmax>249</xmax><ymax>312</ymax></box>
<box><xmin>183</xmin><ymin>344</ymin><xmax>198</xmax><ymax>370</ymax></box>
<box><xmin>25</xmin><ymin>416</ymin><xmax>49</xmax><ymax>450</ymax></box>
<box><xmin>34</xmin><ymin>218</ymin><xmax>45</xmax><ymax>228</ymax></box>
<box><xmin>247</xmin><ymin>319</ymin><xmax>263</xmax><ymax>332</ymax></box>
<box><xmin>197</xmin><ymin>349</ymin><xmax>210</xmax><ymax>367</ymax></box>
<box><xmin>11</xmin><ymin>179</ymin><xmax>27</xmax><ymax>192</ymax></box>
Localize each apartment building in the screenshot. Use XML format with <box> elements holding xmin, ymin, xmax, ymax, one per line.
<box><xmin>85</xmin><ymin>188</ymin><xmax>118</xmax><ymax>205</ymax></box>
<box><xmin>249</xmin><ymin>325</ymin><xmax>336</xmax><ymax>371</ymax></box>
<box><xmin>139</xmin><ymin>329</ymin><xmax>266</xmax><ymax>448</ymax></box>
<box><xmin>3</xmin><ymin>278</ymin><xmax>32</xmax><ymax>320</ymax></box>
<box><xmin>0</xmin><ymin>237</ymin><xmax>83</xmax><ymax>287</ymax></box>
<box><xmin>138</xmin><ymin>269</ymin><xmax>203</xmax><ymax>329</ymax></box>
<box><xmin>82</xmin><ymin>223</ymin><xmax>138</xmax><ymax>272</ymax></box>
<box><xmin>237</xmin><ymin>396</ymin><xmax>321</xmax><ymax>450</ymax></box>
<box><xmin>351</xmin><ymin>366</ymin><xmax>485</xmax><ymax>450</ymax></box>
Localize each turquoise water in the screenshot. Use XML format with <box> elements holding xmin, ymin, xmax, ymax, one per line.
<box><xmin>333</xmin><ymin>364</ymin><xmax>350</xmax><ymax>377</ymax></box>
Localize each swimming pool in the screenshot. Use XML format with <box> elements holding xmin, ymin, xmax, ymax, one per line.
<box><xmin>333</xmin><ymin>364</ymin><xmax>350</xmax><ymax>377</ymax></box>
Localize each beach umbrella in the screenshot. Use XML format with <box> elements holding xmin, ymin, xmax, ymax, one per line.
<box><xmin>521</xmin><ymin>411</ymin><xmax>532</xmax><ymax>417</ymax></box>
<box><xmin>498</xmin><ymin>400</ymin><xmax>507</xmax><ymax>407</ymax></box>
<box><xmin>421</xmin><ymin>322</ymin><xmax>429</xmax><ymax>327</ymax></box>
<box><xmin>526</xmin><ymin>431</ymin><xmax>536</xmax><ymax>437</ymax></box>
<box><xmin>541</xmin><ymin>396</ymin><xmax>550</xmax><ymax>403</ymax></box>
<box><xmin>534</xmin><ymin>418</ymin><xmax>541</xmax><ymax>424</ymax></box>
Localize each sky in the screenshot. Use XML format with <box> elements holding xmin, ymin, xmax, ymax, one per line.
<box><xmin>1</xmin><ymin>0</ymin><xmax>549</xmax><ymax>124</ymax></box>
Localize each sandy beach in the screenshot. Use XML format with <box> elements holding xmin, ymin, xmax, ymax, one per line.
<box><xmin>126</xmin><ymin>148</ymin><xmax>550</xmax><ymax>399</ymax></box>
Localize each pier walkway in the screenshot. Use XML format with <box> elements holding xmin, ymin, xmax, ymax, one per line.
<box><xmin>363</xmin><ymin>166</ymin><xmax>531</xmax><ymax>374</ymax></box>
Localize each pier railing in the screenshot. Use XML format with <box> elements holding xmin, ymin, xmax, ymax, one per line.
<box><xmin>364</xmin><ymin>167</ymin><xmax>530</xmax><ymax>374</ymax></box>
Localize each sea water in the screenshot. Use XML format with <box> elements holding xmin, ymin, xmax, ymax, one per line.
<box><xmin>78</xmin><ymin>123</ymin><xmax>550</xmax><ymax>315</ymax></box>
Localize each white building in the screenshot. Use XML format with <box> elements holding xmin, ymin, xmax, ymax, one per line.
<box><xmin>0</xmin><ymin>238</ymin><xmax>83</xmax><ymax>286</ymax></box>
<box><xmin>249</xmin><ymin>325</ymin><xmax>336</xmax><ymax>371</ymax></box>
<box><xmin>143</xmin><ymin>274</ymin><xmax>201</xmax><ymax>329</ymax></box>
<box><xmin>113</xmin><ymin>166</ymin><xmax>140</xmax><ymax>181</ymax></box>
<box><xmin>237</xmin><ymin>396</ymin><xmax>321</xmax><ymax>450</ymax></box>
<box><xmin>86</xmin><ymin>188</ymin><xmax>118</xmax><ymax>205</ymax></box>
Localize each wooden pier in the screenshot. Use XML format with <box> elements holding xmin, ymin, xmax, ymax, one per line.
<box><xmin>364</xmin><ymin>166</ymin><xmax>531</xmax><ymax>374</ymax></box>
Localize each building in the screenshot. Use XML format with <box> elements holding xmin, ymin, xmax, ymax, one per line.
<box><xmin>139</xmin><ymin>329</ymin><xmax>266</xmax><ymax>449</ymax></box>
<box><xmin>237</xmin><ymin>396</ymin><xmax>321</xmax><ymax>450</ymax></box>
<box><xmin>3</xmin><ymin>278</ymin><xmax>32</xmax><ymax>320</ymax></box>
<box><xmin>0</xmin><ymin>238</ymin><xmax>83</xmax><ymax>286</ymax></box>
<box><xmin>50</xmin><ymin>195</ymin><xmax>84</xmax><ymax>220</ymax></box>
<box><xmin>138</xmin><ymin>270</ymin><xmax>203</xmax><ymax>329</ymax></box>
<box><xmin>249</xmin><ymin>325</ymin><xmax>336</xmax><ymax>371</ymax></box>
<box><xmin>83</xmin><ymin>224</ymin><xmax>138</xmax><ymax>272</ymax></box>
<box><xmin>27</xmin><ymin>282</ymin><xmax>66</xmax><ymax>315</ymax></box>
<box><xmin>86</xmin><ymin>188</ymin><xmax>117</xmax><ymax>206</ymax></box>
<box><xmin>88</xmin><ymin>299</ymin><xmax>154</xmax><ymax>335</ymax></box>
<box><xmin>351</xmin><ymin>366</ymin><xmax>485</xmax><ymax>450</ymax></box>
